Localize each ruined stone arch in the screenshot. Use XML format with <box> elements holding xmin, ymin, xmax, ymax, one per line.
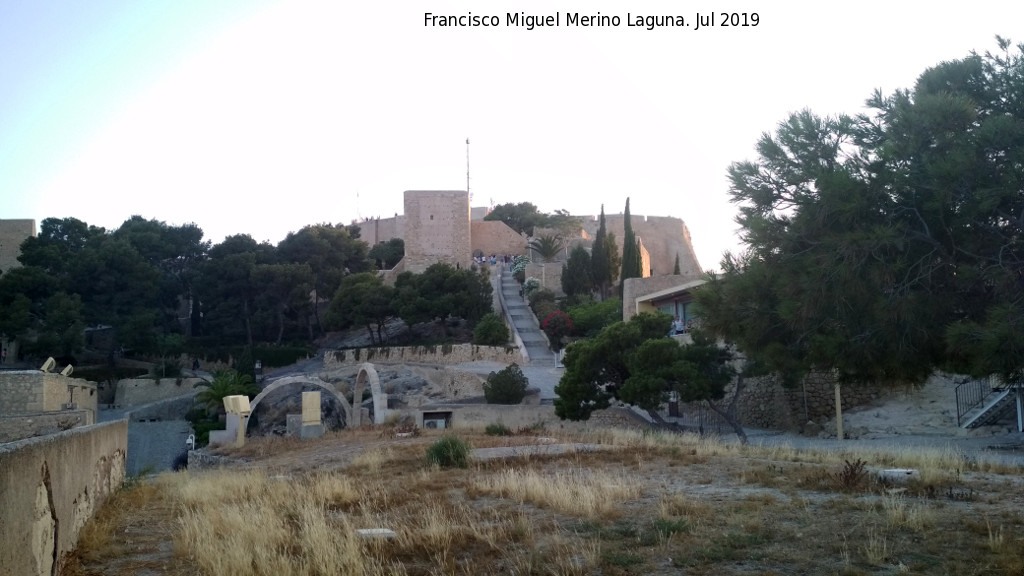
<box><xmin>245</xmin><ymin>376</ymin><xmax>352</xmax><ymax>434</ymax></box>
<box><xmin>243</xmin><ymin>364</ymin><xmax>387</xmax><ymax>434</ymax></box>
<box><xmin>352</xmin><ymin>363</ymin><xmax>387</xmax><ymax>426</ymax></box>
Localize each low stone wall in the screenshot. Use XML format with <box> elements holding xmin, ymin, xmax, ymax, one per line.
<box><xmin>699</xmin><ymin>372</ymin><xmax>888</xmax><ymax>431</ymax></box>
<box><xmin>124</xmin><ymin>393</ymin><xmax>198</xmax><ymax>422</ymax></box>
<box><xmin>115</xmin><ymin>377</ymin><xmax>205</xmax><ymax>407</ymax></box>
<box><xmin>326</xmin><ymin>344</ymin><xmax>520</xmax><ymax>368</ymax></box>
<box><xmin>0</xmin><ymin>420</ymin><xmax>127</xmax><ymax>576</ymax></box>
<box><xmin>0</xmin><ymin>411</ymin><xmax>89</xmax><ymax>444</ymax></box>
<box><xmin>416</xmin><ymin>404</ymin><xmax>648</xmax><ymax>432</ymax></box>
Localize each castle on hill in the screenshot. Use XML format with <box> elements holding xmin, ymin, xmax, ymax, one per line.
<box><xmin>357</xmin><ymin>190</ymin><xmax>703</xmax><ymax>282</ymax></box>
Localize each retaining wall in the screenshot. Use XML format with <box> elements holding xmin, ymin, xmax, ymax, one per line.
<box><xmin>0</xmin><ymin>420</ymin><xmax>127</xmax><ymax>576</ymax></box>
<box><xmin>114</xmin><ymin>377</ymin><xmax>205</xmax><ymax>407</ymax></box>
<box><xmin>325</xmin><ymin>344</ymin><xmax>521</xmax><ymax>369</ymax></box>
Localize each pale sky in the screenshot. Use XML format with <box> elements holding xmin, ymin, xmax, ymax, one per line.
<box><xmin>1</xmin><ymin>0</ymin><xmax>1021</xmax><ymax>271</ymax></box>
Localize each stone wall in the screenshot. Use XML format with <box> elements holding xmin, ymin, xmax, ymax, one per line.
<box><xmin>0</xmin><ymin>411</ymin><xmax>89</xmax><ymax>444</ymax></box>
<box><xmin>325</xmin><ymin>344</ymin><xmax>521</xmax><ymax>369</ymax></box>
<box><xmin>403</xmin><ymin>190</ymin><xmax>472</xmax><ymax>273</ymax></box>
<box><xmin>470</xmin><ymin>220</ymin><xmax>527</xmax><ymax>259</ymax></box>
<box><xmin>692</xmin><ymin>372</ymin><xmax>888</xmax><ymax>431</ymax></box>
<box><xmin>0</xmin><ymin>371</ymin><xmax>98</xmax><ymax>424</ymax></box>
<box><xmin>580</xmin><ymin>214</ymin><xmax>701</xmax><ymax>278</ymax></box>
<box><xmin>415</xmin><ymin>404</ymin><xmax>650</xmax><ymax>432</ymax></box>
<box><xmin>355</xmin><ymin>214</ymin><xmax>405</xmax><ymax>246</ymax></box>
<box><xmin>0</xmin><ymin>420</ymin><xmax>127</xmax><ymax>576</ymax></box>
<box><xmin>114</xmin><ymin>377</ymin><xmax>204</xmax><ymax>407</ymax></box>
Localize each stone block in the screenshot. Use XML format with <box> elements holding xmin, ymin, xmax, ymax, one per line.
<box><xmin>286</xmin><ymin>414</ymin><xmax>302</xmax><ymax>437</ymax></box>
<box><xmin>301</xmin><ymin>391</ymin><xmax>321</xmax><ymax>426</ymax></box>
<box><xmin>299</xmin><ymin>424</ymin><xmax>323</xmax><ymax>439</ymax></box>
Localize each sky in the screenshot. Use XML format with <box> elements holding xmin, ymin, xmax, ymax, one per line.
<box><xmin>1</xmin><ymin>0</ymin><xmax>1021</xmax><ymax>271</ymax></box>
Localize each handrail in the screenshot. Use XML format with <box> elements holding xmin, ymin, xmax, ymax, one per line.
<box><xmin>955</xmin><ymin>379</ymin><xmax>989</xmax><ymax>427</ymax></box>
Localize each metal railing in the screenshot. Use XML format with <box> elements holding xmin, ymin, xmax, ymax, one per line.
<box><xmin>955</xmin><ymin>378</ymin><xmax>990</xmax><ymax>427</ymax></box>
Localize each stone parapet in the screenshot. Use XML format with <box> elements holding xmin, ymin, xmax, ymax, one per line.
<box><xmin>325</xmin><ymin>344</ymin><xmax>521</xmax><ymax>369</ymax></box>
<box><xmin>0</xmin><ymin>411</ymin><xmax>89</xmax><ymax>444</ymax></box>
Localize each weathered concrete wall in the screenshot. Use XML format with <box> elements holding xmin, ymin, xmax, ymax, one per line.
<box><xmin>0</xmin><ymin>372</ymin><xmax>98</xmax><ymax>425</ymax></box>
<box><xmin>0</xmin><ymin>411</ymin><xmax>89</xmax><ymax>444</ymax></box>
<box><xmin>581</xmin><ymin>214</ymin><xmax>701</xmax><ymax>278</ymax></box>
<box><xmin>0</xmin><ymin>218</ymin><xmax>36</xmax><ymax>275</ymax></box>
<box><xmin>403</xmin><ymin>190</ymin><xmax>472</xmax><ymax>273</ymax></box>
<box><xmin>471</xmin><ymin>221</ymin><xmax>527</xmax><ymax>259</ymax></box>
<box><xmin>355</xmin><ymin>214</ymin><xmax>406</xmax><ymax>245</ymax></box>
<box><xmin>0</xmin><ymin>420</ymin><xmax>127</xmax><ymax>576</ymax></box>
<box><xmin>114</xmin><ymin>377</ymin><xmax>204</xmax><ymax>407</ymax></box>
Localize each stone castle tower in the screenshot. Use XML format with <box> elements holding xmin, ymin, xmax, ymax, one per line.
<box><xmin>402</xmin><ymin>190</ymin><xmax>472</xmax><ymax>273</ymax></box>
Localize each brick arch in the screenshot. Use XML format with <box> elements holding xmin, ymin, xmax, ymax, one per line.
<box><xmin>244</xmin><ymin>376</ymin><xmax>352</xmax><ymax>434</ymax></box>
<box><xmin>352</xmin><ymin>363</ymin><xmax>387</xmax><ymax>426</ymax></box>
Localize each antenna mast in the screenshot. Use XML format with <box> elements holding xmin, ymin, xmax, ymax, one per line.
<box><xmin>466</xmin><ymin>138</ymin><xmax>471</xmax><ymax>202</ymax></box>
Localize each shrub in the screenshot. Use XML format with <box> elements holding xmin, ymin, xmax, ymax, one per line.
<box><xmin>473</xmin><ymin>313</ymin><xmax>510</xmax><ymax>346</ymax></box>
<box><xmin>485</xmin><ymin>423</ymin><xmax>512</xmax><ymax>436</ymax></box>
<box><xmin>541</xmin><ymin>310</ymin><xmax>574</xmax><ymax>352</ymax></box>
<box><xmin>426</xmin><ymin>436</ymin><xmax>471</xmax><ymax>468</ymax></box>
<box><xmin>528</xmin><ymin>287</ymin><xmax>556</xmax><ymax>309</ymax></box>
<box><xmin>568</xmin><ymin>297</ymin><xmax>622</xmax><ymax>337</ymax></box>
<box><xmin>484</xmin><ymin>363</ymin><xmax>530</xmax><ymax>404</ymax></box>
<box><xmin>523</xmin><ymin>277</ymin><xmax>542</xmax><ymax>299</ymax></box>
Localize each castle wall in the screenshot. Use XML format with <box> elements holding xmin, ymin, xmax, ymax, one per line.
<box><xmin>581</xmin><ymin>214</ymin><xmax>702</xmax><ymax>278</ymax></box>
<box><xmin>470</xmin><ymin>221</ymin><xmax>527</xmax><ymax>258</ymax></box>
<box><xmin>354</xmin><ymin>215</ymin><xmax>405</xmax><ymax>245</ymax></box>
<box><xmin>403</xmin><ymin>190</ymin><xmax>472</xmax><ymax>273</ymax></box>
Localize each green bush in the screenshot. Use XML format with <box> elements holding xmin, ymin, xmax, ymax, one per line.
<box><xmin>568</xmin><ymin>297</ymin><xmax>622</xmax><ymax>337</ymax></box>
<box><xmin>484</xmin><ymin>363</ymin><xmax>529</xmax><ymax>404</ymax></box>
<box><xmin>528</xmin><ymin>288</ymin><xmax>556</xmax><ymax>309</ymax></box>
<box><xmin>426</xmin><ymin>436</ymin><xmax>471</xmax><ymax>468</ymax></box>
<box><xmin>473</xmin><ymin>313</ymin><xmax>510</xmax><ymax>346</ymax></box>
<box><xmin>485</xmin><ymin>423</ymin><xmax>512</xmax><ymax>436</ymax></box>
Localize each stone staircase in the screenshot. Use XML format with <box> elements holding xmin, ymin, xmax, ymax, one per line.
<box><xmin>500</xmin><ymin>270</ymin><xmax>556</xmax><ymax>366</ymax></box>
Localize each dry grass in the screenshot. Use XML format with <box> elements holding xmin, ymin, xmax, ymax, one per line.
<box><xmin>470</xmin><ymin>467</ymin><xmax>642</xmax><ymax>519</ymax></box>
<box><xmin>65</xmin><ymin>426</ymin><xmax>1024</xmax><ymax>576</ymax></box>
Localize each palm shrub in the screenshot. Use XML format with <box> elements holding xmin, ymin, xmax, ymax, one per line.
<box><xmin>194</xmin><ymin>369</ymin><xmax>260</xmax><ymax>415</ymax></box>
<box><xmin>484</xmin><ymin>363</ymin><xmax>529</xmax><ymax>404</ymax></box>
<box><xmin>426</xmin><ymin>436</ymin><xmax>471</xmax><ymax>468</ymax></box>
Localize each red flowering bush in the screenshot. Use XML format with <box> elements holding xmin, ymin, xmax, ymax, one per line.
<box><xmin>541</xmin><ymin>310</ymin><xmax>573</xmax><ymax>352</ymax></box>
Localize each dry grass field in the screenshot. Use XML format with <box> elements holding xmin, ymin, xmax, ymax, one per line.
<box><xmin>62</xmin><ymin>427</ymin><xmax>1024</xmax><ymax>575</ymax></box>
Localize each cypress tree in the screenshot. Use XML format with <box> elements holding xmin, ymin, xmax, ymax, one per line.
<box><xmin>590</xmin><ymin>205</ymin><xmax>609</xmax><ymax>299</ymax></box>
<box><xmin>620</xmin><ymin>198</ymin><xmax>642</xmax><ymax>293</ymax></box>
<box><xmin>673</xmin><ymin>253</ymin><xmax>680</xmax><ymax>275</ymax></box>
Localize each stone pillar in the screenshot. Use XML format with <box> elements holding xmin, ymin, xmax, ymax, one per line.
<box><xmin>300</xmin><ymin>391</ymin><xmax>323</xmax><ymax>439</ymax></box>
